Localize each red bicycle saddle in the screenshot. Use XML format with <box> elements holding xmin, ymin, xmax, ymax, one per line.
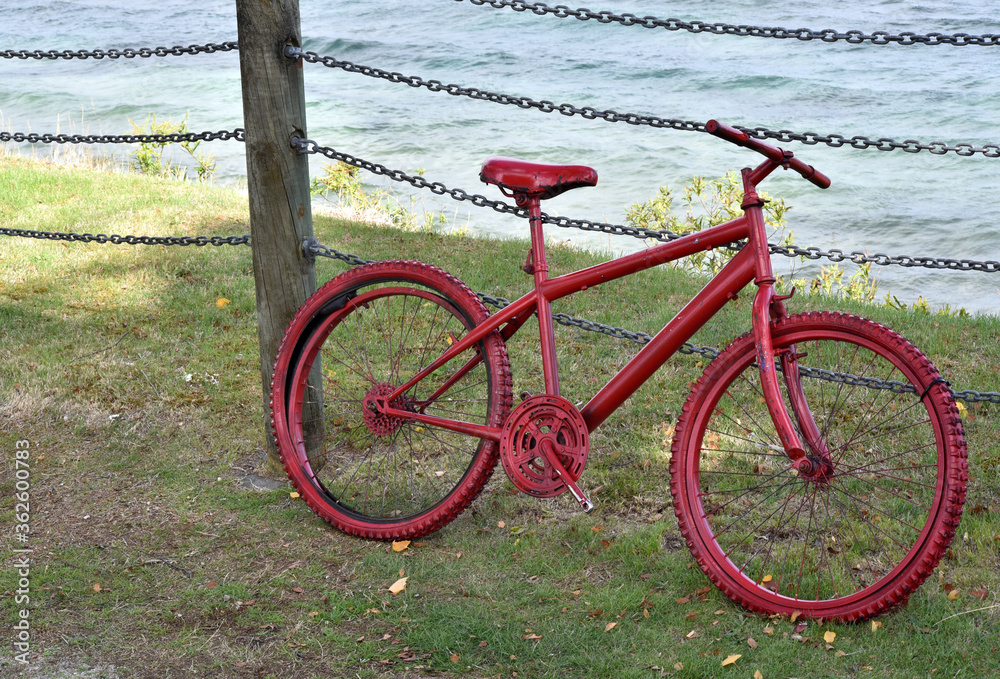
<box><xmin>480</xmin><ymin>157</ymin><xmax>598</xmax><ymax>200</ymax></box>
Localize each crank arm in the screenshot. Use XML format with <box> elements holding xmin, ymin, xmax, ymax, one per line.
<box><xmin>539</xmin><ymin>439</ymin><xmax>594</xmax><ymax>512</ymax></box>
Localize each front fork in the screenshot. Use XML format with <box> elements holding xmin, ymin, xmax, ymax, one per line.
<box><xmin>744</xmin><ymin>171</ymin><xmax>830</xmax><ymax>477</ymax></box>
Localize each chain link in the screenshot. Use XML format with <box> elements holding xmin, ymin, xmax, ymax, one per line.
<box><xmin>288</xmin><ymin>46</ymin><xmax>1000</xmax><ymax>159</ymax></box>
<box><xmin>0</xmin><ymin>226</ymin><xmax>250</xmax><ymax>247</ymax></box>
<box><xmin>739</xmin><ymin>126</ymin><xmax>1000</xmax><ymax>159</ymax></box>
<box><xmin>1</xmin><ymin>42</ymin><xmax>239</xmax><ymax>61</ymax></box>
<box><xmin>459</xmin><ymin>0</ymin><xmax>1000</xmax><ymax>47</ymax></box>
<box><xmin>0</xmin><ymin>129</ymin><xmax>245</xmax><ymax>146</ymax></box>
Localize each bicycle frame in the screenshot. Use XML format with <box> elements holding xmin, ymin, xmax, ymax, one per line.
<box><xmin>382</xmin><ymin>156</ymin><xmax>810</xmax><ymax>465</ymax></box>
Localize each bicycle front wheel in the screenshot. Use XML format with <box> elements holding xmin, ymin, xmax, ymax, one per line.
<box><xmin>271</xmin><ymin>260</ymin><xmax>512</xmax><ymax>540</ymax></box>
<box><xmin>670</xmin><ymin>311</ymin><xmax>967</xmax><ymax>621</ymax></box>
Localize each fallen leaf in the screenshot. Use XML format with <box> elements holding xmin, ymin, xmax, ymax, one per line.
<box><xmin>754</xmin><ymin>671</ymin><xmax>764</xmax><ymax>679</ymax></box>
<box><xmin>676</xmin><ymin>596</ymin><xmax>691</xmax><ymax>605</ymax></box>
<box><xmin>206</xmin><ymin>580</ymin><xmax>218</xmax><ymax>589</ymax></box>
<box><xmin>308</xmin><ymin>611</ymin><xmax>319</xmax><ymax>617</ymax></box>
<box><xmin>605</xmin><ymin>622</ymin><xmax>618</xmax><ymax>632</ymax></box>
<box><xmin>522</xmin><ymin>633</ymin><xmax>542</xmax><ymax>640</ymax></box>
<box><xmin>450</xmin><ymin>654</ymin><xmax>460</xmax><ymax>663</ymax></box>
<box><xmin>685</xmin><ymin>630</ymin><xmax>699</xmax><ymax>639</ymax></box>
<box><xmin>971</xmin><ymin>589</ymin><xmax>988</xmax><ymax>601</ymax></box>
<box><xmin>763</xmin><ymin>626</ymin><xmax>775</xmax><ymax>636</ymax></box>
<box><xmin>497</xmin><ymin>521</ymin><xmax>506</xmax><ymax>528</ymax></box>
<box><xmin>824</xmin><ymin>630</ymin><xmax>836</xmax><ymax>644</ymax></box>
<box><xmin>674</xmin><ymin>663</ymin><xmax>683</xmax><ymax>671</ymax></box>
<box><xmin>92</xmin><ymin>583</ymin><xmax>101</xmax><ymax>593</ymax></box>
<box><xmin>721</xmin><ymin>654</ymin><xmax>741</xmax><ymax>666</ymax></box>
<box><xmin>790</xmin><ymin>611</ymin><xmax>801</xmax><ymax>623</ymax></box>
<box><xmin>289</xmin><ymin>492</ymin><xmax>300</xmax><ymax>499</ymax></box>
<box><xmin>216</xmin><ymin>298</ymin><xmax>231</xmax><ymax>309</ymax></box>
<box><xmin>479</xmin><ymin>640</ymin><xmax>488</xmax><ymax>647</ymax></box>
<box><xmin>948</xmin><ymin>589</ymin><xmax>960</xmax><ymax>600</ymax></box>
<box><xmin>871</xmin><ymin>620</ymin><xmax>882</xmax><ymax>632</ymax></box>
<box><xmin>592</xmin><ymin>525</ymin><xmax>604</xmax><ymax>533</ymax></box>
<box><xmin>747</xmin><ymin>637</ymin><xmax>758</xmax><ymax>649</ymax></box>
<box><xmin>392</xmin><ymin>540</ymin><xmax>411</xmax><ymax>552</ymax></box>
<box><xmin>761</xmin><ymin>574</ymin><xmax>773</xmax><ymax>583</ymax></box>
<box><xmin>685</xmin><ymin>612</ymin><xmax>697</xmax><ymax>621</ymax></box>
<box><xmin>389</xmin><ymin>577</ymin><xmax>407</xmax><ymax>595</ymax></box>
<box><xmin>643</xmin><ymin>608</ymin><xmax>650</xmax><ymax>619</ymax></box>
<box><xmin>292</xmin><ymin>586</ymin><xmax>304</xmax><ymax>594</ymax></box>
<box><xmin>364</xmin><ymin>608</ymin><xmax>381</xmax><ymax>614</ymax></box>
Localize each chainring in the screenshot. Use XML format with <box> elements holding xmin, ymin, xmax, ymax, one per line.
<box><xmin>500</xmin><ymin>395</ymin><xmax>589</xmax><ymax>498</ymax></box>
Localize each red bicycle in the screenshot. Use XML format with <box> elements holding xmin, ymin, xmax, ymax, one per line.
<box><xmin>270</xmin><ymin>120</ymin><xmax>967</xmax><ymax>621</ymax></box>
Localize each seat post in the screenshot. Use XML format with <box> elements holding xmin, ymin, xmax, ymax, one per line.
<box><xmin>524</xmin><ymin>194</ymin><xmax>561</xmax><ymax>396</ymax></box>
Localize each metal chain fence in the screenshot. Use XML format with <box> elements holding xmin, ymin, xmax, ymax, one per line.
<box><xmin>1</xmin><ymin>33</ymin><xmax>998</xmax><ymax>402</ymax></box>
<box><xmin>0</xmin><ymin>42</ymin><xmax>238</xmax><ymax>61</ymax></box>
<box><xmin>287</xmin><ymin>46</ymin><xmax>1000</xmax><ymax>159</ymax></box>
<box><xmin>291</xmin><ymin>137</ymin><xmax>1000</xmax><ymax>274</ymax></box>
<box><xmin>457</xmin><ymin>0</ymin><xmax>1000</xmax><ymax>47</ymax></box>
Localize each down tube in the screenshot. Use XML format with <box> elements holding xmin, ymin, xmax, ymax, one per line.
<box><xmin>580</xmin><ymin>245</ymin><xmax>757</xmax><ymax>432</ymax></box>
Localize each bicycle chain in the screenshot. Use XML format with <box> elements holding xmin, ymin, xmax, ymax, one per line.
<box><xmin>459</xmin><ymin>0</ymin><xmax>1000</xmax><ymax>47</ymax></box>
<box><xmin>0</xmin><ymin>42</ymin><xmax>239</xmax><ymax>61</ymax></box>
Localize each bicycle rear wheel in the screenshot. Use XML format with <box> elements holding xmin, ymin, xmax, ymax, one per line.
<box><xmin>671</xmin><ymin>311</ymin><xmax>967</xmax><ymax>621</ymax></box>
<box><xmin>271</xmin><ymin>260</ymin><xmax>512</xmax><ymax>540</ymax></box>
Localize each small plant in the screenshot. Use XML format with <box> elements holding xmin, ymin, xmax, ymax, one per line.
<box><xmin>128</xmin><ymin>113</ymin><xmax>216</xmax><ymax>181</ymax></box>
<box><xmin>311</xmin><ymin>161</ymin><xmax>450</xmax><ymax>233</ymax></box>
<box><xmin>791</xmin><ymin>261</ymin><xmax>879</xmax><ymax>304</ymax></box>
<box><xmin>625</xmin><ymin>172</ymin><xmax>789</xmax><ymax>276</ymax></box>
<box><xmin>627</xmin><ymin>174</ymin><xmax>894</xmax><ymax>305</ymax></box>
<box><xmin>885</xmin><ymin>293</ymin><xmax>969</xmax><ymax>317</ymax></box>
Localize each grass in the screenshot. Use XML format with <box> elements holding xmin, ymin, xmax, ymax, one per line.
<box><xmin>1</xmin><ymin>154</ymin><xmax>999</xmax><ymax>678</ymax></box>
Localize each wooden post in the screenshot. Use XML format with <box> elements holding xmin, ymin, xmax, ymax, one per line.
<box><xmin>236</xmin><ymin>0</ymin><xmax>316</xmax><ymax>466</ymax></box>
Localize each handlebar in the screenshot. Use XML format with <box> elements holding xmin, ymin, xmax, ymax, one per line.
<box><xmin>706</xmin><ymin>119</ymin><xmax>831</xmax><ymax>189</ymax></box>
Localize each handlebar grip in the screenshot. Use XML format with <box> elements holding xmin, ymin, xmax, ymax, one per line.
<box><xmin>706</xmin><ymin>119</ymin><xmax>831</xmax><ymax>189</ymax></box>
<box><xmin>787</xmin><ymin>157</ymin><xmax>831</xmax><ymax>189</ymax></box>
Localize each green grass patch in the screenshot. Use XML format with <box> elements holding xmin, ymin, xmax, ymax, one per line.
<box><xmin>1</xmin><ymin>156</ymin><xmax>999</xmax><ymax>677</ymax></box>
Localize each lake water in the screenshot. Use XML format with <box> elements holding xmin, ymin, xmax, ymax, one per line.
<box><xmin>2</xmin><ymin>0</ymin><xmax>998</xmax><ymax>314</ymax></box>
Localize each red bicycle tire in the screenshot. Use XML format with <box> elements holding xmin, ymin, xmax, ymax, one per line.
<box><xmin>670</xmin><ymin>311</ymin><xmax>967</xmax><ymax>621</ymax></box>
<box><xmin>271</xmin><ymin>260</ymin><xmax>512</xmax><ymax>540</ymax></box>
